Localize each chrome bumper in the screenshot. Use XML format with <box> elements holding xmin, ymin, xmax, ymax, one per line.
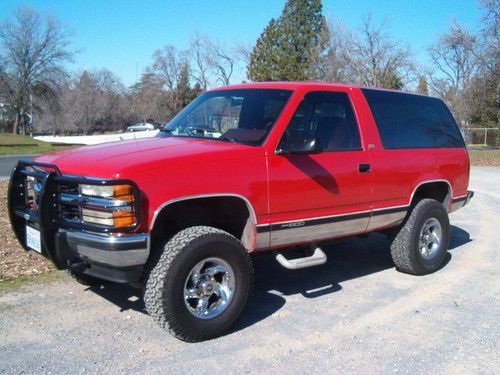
<box><xmin>64</xmin><ymin>231</ymin><xmax>150</xmax><ymax>268</ymax></box>
<box><xmin>450</xmin><ymin>190</ymin><xmax>474</xmax><ymax>213</ymax></box>
<box><xmin>57</xmin><ymin>230</ymin><xmax>150</xmax><ymax>283</ymax></box>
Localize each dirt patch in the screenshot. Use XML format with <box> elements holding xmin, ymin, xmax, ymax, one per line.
<box><xmin>0</xmin><ymin>181</ymin><xmax>54</xmax><ymax>281</ymax></box>
<box><xmin>468</xmin><ymin>149</ymin><xmax>500</xmax><ymax>166</ymax></box>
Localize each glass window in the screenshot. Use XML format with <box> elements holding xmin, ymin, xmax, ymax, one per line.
<box><xmin>279</xmin><ymin>91</ymin><xmax>361</xmax><ymax>152</ymax></box>
<box><xmin>362</xmin><ymin>88</ymin><xmax>465</xmax><ymax>149</ymax></box>
<box><xmin>157</xmin><ymin>89</ymin><xmax>292</xmax><ymax>146</ymax></box>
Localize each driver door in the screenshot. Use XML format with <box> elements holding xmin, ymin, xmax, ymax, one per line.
<box><xmin>267</xmin><ymin>90</ymin><xmax>373</xmax><ymax>247</ymax></box>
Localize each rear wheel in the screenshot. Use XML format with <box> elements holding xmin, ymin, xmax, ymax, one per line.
<box><xmin>144</xmin><ymin>226</ymin><xmax>253</xmax><ymax>342</ymax></box>
<box><xmin>390</xmin><ymin>199</ymin><xmax>450</xmax><ymax>275</ymax></box>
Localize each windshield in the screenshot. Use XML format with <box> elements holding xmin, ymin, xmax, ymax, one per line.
<box><xmin>156</xmin><ymin>89</ymin><xmax>292</xmax><ymax>145</ymax></box>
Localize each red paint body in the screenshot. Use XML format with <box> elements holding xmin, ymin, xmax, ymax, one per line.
<box><xmin>36</xmin><ymin>82</ymin><xmax>470</xmax><ymax>250</ymax></box>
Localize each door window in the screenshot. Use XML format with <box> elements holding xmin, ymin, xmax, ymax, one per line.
<box><xmin>279</xmin><ymin>91</ymin><xmax>362</xmax><ymax>152</ymax></box>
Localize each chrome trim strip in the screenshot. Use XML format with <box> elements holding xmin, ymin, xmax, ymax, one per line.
<box><xmin>271</xmin><ymin>216</ymin><xmax>369</xmax><ymax>247</ymax></box>
<box><xmin>366</xmin><ymin>210</ymin><xmax>407</xmax><ymax>231</ymax></box>
<box><xmin>408</xmin><ymin>179</ymin><xmax>453</xmax><ymax>205</ymax></box>
<box><xmin>150</xmin><ymin>193</ymin><xmax>258</xmax><ymax>230</ymax></box>
<box><xmin>261</xmin><ymin>205</ymin><xmax>410</xmax><ymax>247</ymax></box>
<box><xmin>59</xmin><ymin>193</ymin><xmax>131</xmax><ymax>208</ymax></box>
<box><xmin>255</xmin><ymin>231</ymin><xmax>270</xmax><ymax>249</ymax></box>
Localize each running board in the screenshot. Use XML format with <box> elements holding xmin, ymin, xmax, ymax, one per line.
<box><xmin>275</xmin><ymin>247</ymin><xmax>327</xmax><ymax>270</ymax></box>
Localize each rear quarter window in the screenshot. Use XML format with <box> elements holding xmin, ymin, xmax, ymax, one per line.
<box><xmin>362</xmin><ymin>88</ymin><xmax>465</xmax><ymax>149</ymax></box>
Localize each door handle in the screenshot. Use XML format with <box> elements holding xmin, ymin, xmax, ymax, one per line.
<box><xmin>358</xmin><ymin>163</ymin><xmax>371</xmax><ymax>173</ymax></box>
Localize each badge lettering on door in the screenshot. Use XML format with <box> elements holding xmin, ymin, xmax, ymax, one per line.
<box><xmin>280</xmin><ymin>221</ymin><xmax>306</xmax><ymax>229</ymax></box>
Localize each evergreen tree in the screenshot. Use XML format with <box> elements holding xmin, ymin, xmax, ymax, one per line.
<box><xmin>174</xmin><ymin>64</ymin><xmax>201</xmax><ymax>112</ymax></box>
<box><xmin>175</xmin><ymin>64</ymin><xmax>191</xmax><ymax>109</ymax></box>
<box><xmin>380</xmin><ymin>70</ymin><xmax>404</xmax><ymax>90</ymax></box>
<box><xmin>416</xmin><ymin>76</ymin><xmax>429</xmax><ymax>95</ymax></box>
<box><xmin>247</xmin><ymin>0</ymin><xmax>327</xmax><ymax>81</ymax></box>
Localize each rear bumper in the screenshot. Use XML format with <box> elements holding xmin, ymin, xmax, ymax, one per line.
<box><xmin>450</xmin><ymin>190</ymin><xmax>474</xmax><ymax>213</ymax></box>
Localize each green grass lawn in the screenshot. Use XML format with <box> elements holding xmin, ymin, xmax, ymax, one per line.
<box><xmin>0</xmin><ymin>133</ymin><xmax>74</xmax><ymax>155</ymax></box>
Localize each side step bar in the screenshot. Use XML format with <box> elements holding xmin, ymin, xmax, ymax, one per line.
<box><xmin>275</xmin><ymin>247</ymin><xmax>327</xmax><ymax>270</ymax></box>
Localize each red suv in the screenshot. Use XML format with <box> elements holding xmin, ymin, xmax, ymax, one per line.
<box><xmin>8</xmin><ymin>82</ymin><xmax>473</xmax><ymax>341</ymax></box>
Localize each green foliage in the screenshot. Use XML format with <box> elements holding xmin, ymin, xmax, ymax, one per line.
<box><xmin>416</xmin><ymin>76</ymin><xmax>429</xmax><ymax>95</ymax></box>
<box><xmin>247</xmin><ymin>0</ymin><xmax>327</xmax><ymax>81</ymax></box>
<box><xmin>175</xmin><ymin>64</ymin><xmax>199</xmax><ymax>109</ymax></box>
<box><xmin>380</xmin><ymin>70</ymin><xmax>404</xmax><ymax>90</ymax></box>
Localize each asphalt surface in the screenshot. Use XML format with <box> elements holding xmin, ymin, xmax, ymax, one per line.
<box><xmin>0</xmin><ymin>154</ymin><xmax>39</xmax><ymax>179</ymax></box>
<box><xmin>0</xmin><ymin>167</ymin><xmax>498</xmax><ymax>374</ymax></box>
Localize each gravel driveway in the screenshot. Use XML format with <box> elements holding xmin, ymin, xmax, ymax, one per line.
<box><xmin>0</xmin><ymin>167</ymin><xmax>498</xmax><ymax>374</ymax></box>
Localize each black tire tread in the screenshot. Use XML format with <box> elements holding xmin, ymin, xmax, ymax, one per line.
<box><xmin>390</xmin><ymin>199</ymin><xmax>450</xmax><ymax>275</ymax></box>
<box><xmin>144</xmin><ymin>226</ymin><xmax>253</xmax><ymax>342</ymax></box>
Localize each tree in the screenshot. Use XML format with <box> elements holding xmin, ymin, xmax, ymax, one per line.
<box><xmin>48</xmin><ymin>70</ymin><xmax>127</xmax><ymax>135</ymax></box>
<box><xmin>189</xmin><ymin>33</ymin><xmax>237</xmax><ymax>87</ymax></box>
<box><xmin>189</xmin><ymin>33</ymin><xmax>211</xmax><ymax>90</ymax></box>
<box><xmin>127</xmin><ymin>70</ymin><xmax>166</xmax><ymax>123</ymax></box>
<box><xmin>174</xmin><ymin>63</ymin><xmax>200</xmax><ymax>110</ymax></box>
<box><xmin>247</xmin><ymin>19</ymin><xmax>281</xmax><ymax>81</ymax></box>
<box><xmin>428</xmin><ymin>22</ymin><xmax>479</xmax><ymax>97</ymax></box>
<box><xmin>343</xmin><ymin>15</ymin><xmax>414</xmax><ymax>89</ymax></box>
<box><xmin>247</xmin><ymin>0</ymin><xmax>328</xmax><ymax>81</ymax></box>
<box><xmin>0</xmin><ymin>7</ymin><xmax>74</xmax><ymax>134</ymax></box>
<box><xmin>427</xmin><ymin>23</ymin><xmax>481</xmax><ymax>125</ymax></box>
<box><xmin>416</xmin><ymin>76</ymin><xmax>429</xmax><ymax>95</ymax></box>
<box><xmin>152</xmin><ymin>45</ymin><xmax>187</xmax><ymax>93</ymax></box>
<box><xmin>309</xmin><ymin>20</ymin><xmax>353</xmax><ymax>83</ymax></box>
<box><xmin>468</xmin><ymin>0</ymin><xmax>499</xmax><ymax>127</ymax></box>
<box><xmin>206</xmin><ymin>40</ymin><xmax>235</xmax><ymax>86</ymax></box>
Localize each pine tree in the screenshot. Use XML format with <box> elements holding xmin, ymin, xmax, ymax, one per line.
<box><xmin>247</xmin><ymin>0</ymin><xmax>327</xmax><ymax>81</ymax></box>
<box><xmin>175</xmin><ymin>64</ymin><xmax>191</xmax><ymax>109</ymax></box>
<box><xmin>416</xmin><ymin>76</ymin><xmax>429</xmax><ymax>95</ymax></box>
<box><xmin>380</xmin><ymin>70</ymin><xmax>404</xmax><ymax>90</ymax></box>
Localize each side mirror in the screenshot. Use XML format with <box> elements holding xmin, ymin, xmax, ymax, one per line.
<box><xmin>276</xmin><ymin>137</ymin><xmax>319</xmax><ymax>155</ymax></box>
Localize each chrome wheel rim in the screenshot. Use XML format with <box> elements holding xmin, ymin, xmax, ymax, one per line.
<box><xmin>183</xmin><ymin>257</ymin><xmax>235</xmax><ymax>319</ymax></box>
<box><xmin>419</xmin><ymin>218</ymin><xmax>442</xmax><ymax>260</ymax></box>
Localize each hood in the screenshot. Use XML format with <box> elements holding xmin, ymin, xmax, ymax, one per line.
<box><xmin>35</xmin><ymin>137</ymin><xmax>254</xmax><ymax>178</ymax></box>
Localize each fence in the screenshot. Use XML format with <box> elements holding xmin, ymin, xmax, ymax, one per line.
<box><xmin>463</xmin><ymin>128</ymin><xmax>499</xmax><ymax>147</ymax></box>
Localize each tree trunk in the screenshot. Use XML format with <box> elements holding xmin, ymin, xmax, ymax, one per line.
<box><xmin>12</xmin><ymin>112</ymin><xmax>19</xmax><ymax>134</ymax></box>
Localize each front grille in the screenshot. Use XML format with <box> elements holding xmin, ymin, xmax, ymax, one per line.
<box><xmin>57</xmin><ymin>182</ymin><xmax>82</xmax><ymax>223</ymax></box>
<box><xmin>9</xmin><ymin>160</ymin><xmax>140</xmax><ymax>236</ymax></box>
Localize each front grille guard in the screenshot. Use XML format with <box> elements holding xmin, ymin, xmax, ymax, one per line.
<box><xmin>8</xmin><ymin>160</ymin><xmax>141</xmax><ymax>269</ymax></box>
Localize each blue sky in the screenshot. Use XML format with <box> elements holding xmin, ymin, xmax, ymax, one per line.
<box><xmin>0</xmin><ymin>0</ymin><xmax>483</xmax><ymax>87</ymax></box>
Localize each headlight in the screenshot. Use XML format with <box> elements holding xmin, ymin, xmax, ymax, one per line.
<box><xmin>79</xmin><ymin>184</ymin><xmax>133</xmax><ymax>199</ymax></box>
<box><xmin>78</xmin><ymin>183</ymin><xmax>137</xmax><ymax>228</ymax></box>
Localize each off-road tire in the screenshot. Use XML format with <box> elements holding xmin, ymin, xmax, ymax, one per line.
<box><xmin>390</xmin><ymin>199</ymin><xmax>450</xmax><ymax>275</ymax></box>
<box><xmin>144</xmin><ymin>226</ymin><xmax>254</xmax><ymax>342</ymax></box>
<box><xmin>67</xmin><ymin>270</ymin><xmax>107</xmax><ymax>286</ymax></box>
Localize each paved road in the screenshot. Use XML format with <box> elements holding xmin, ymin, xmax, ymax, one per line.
<box><xmin>0</xmin><ymin>154</ymin><xmax>40</xmax><ymax>179</ymax></box>
<box><xmin>0</xmin><ymin>167</ymin><xmax>498</xmax><ymax>374</ymax></box>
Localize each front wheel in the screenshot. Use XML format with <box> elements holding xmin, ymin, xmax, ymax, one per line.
<box><xmin>144</xmin><ymin>226</ymin><xmax>254</xmax><ymax>342</ymax></box>
<box><xmin>390</xmin><ymin>199</ymin><xmax>450</xmax><ymax>275</ymax></box>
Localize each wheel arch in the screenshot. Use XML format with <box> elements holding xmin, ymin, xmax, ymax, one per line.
<box><xmin>409</xmin><ymin>179</ymin><xmax>453</xmax><ymax>209</ymax></box>
<box><xmin>149</xmin><ymin>193</ymin><xmax>258</xmax><ymax>251</ymax></box>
